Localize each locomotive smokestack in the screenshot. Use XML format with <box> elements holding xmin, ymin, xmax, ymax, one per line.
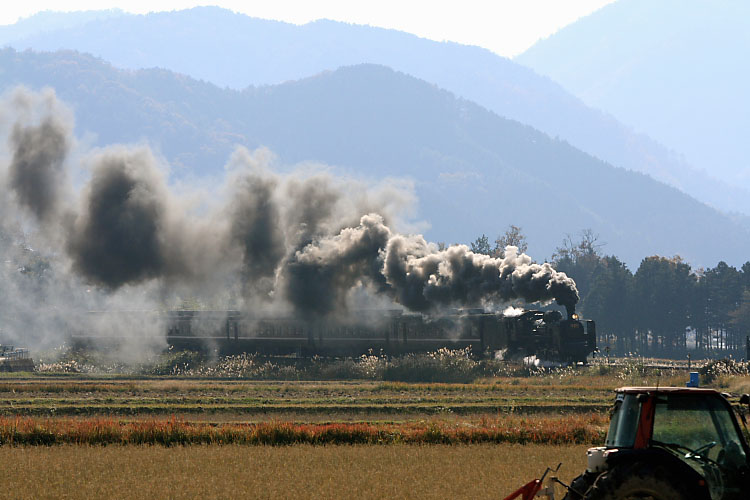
<box><xmin>566</xmin><ymin>304</ymin><xmax>576</xmax><ymax>320</ymax></box>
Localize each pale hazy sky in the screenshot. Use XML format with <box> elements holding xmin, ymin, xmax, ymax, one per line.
<box><xmin>1</xmin><ymin>0</ymin><xmax>616</xmax><ymax>57</ymax></box>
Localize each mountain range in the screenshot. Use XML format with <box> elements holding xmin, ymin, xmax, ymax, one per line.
<box><xmin>2</xmin><ymin>6</ymin><xmax>748</xmax><ymax>216</ymax></box>
<box><xmin>517</xmin><ymin>0</ymin><xmax>750</xmax><ymax>194</ymax></box>
<box><xmin>1</xmin><ymin>47</ymin><xmax>748</xmax><ymax>268</ymax></box>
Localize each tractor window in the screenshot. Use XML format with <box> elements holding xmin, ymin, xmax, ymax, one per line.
<box><xmin>606</xmin><ymin>394</ymin><xmax>640</xmax><ymax>447</ymax></box>
<box><xmin>652</xmin><ymin>394</ymin><xmax>747</xmax><ymax>465</ymax></box>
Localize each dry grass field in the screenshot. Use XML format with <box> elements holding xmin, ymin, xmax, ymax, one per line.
<box><xmin>0</xmin><ymin>370</ymin><xmax>690</xmax><ymax>419</ymax></box>
<box><xmin>0</xmin><ymin>358</ymin><xmax>739</xmax><ymax>498</ymax></box>
<box><xmin>0</xmin><ymin>444</ymin><xmax>587</xmax><ymax>499</ymax></box>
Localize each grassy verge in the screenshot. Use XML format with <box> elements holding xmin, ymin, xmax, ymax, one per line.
<box><xmin>33</xmin><ymin>347</ymin><xmax>703</xmax><ymax>383</ymax></box>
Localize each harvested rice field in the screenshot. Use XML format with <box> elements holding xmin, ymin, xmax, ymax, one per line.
<box><xmin>0</xmin><ymin>370</ymin><xmax>684</xmax><ymax>419</ymax></box>
<box><xmin>0</xmin><ymin>443</ymin><xmax>588</xmax><ymax>499</ymax></box>
<box><xmin>0</xmin><ymin>361</ymin><xmax>735</xmax><ymax>499</ymax></box>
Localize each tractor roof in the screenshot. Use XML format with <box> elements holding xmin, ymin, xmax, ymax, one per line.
<box><xmin>615</xmin><ymin>387</ymin><xmax>721</xmax><ymax>395</ymax></box>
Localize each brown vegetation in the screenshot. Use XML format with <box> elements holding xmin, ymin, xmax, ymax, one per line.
<box><xmin>0</xmin><ymin>414</ymin><xmax>606</xmax><ymax>446</ymax></box>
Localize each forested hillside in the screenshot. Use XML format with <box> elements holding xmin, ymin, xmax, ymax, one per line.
<box><xmin>0</xmin><ymin>48</ymin><xmax>748</xmax><ymax>268</ymax></box>
<box><xmin>3</xmin><ymin>7</ymin><xmax>746</xmax><ymax>214</ymax></box>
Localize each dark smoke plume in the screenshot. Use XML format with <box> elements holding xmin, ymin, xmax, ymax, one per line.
<box><xmin>227</xmin><ymin>170</ymin><xmax>285</xmax><ymax>297</ymax></box>
<box><xmin>286</xmin><ymin>214</ymin><xmax>580</xmax><ymax>316</ymax></box>
<box><xmin>0</xmin><ymin>88</ymin><xmax>580</xmax><ymax>355</ymax></box>
<box><xmin>67</xmin><ymin>148</ymin><xmax>171</xmax><ymax>289</ymax></box>
<box><xmin>8</xmin><ymin>118</ymin><xmax>69</xmax><ymax>223</ymax></box>
<box><xmin>282</xmin><ymin>175</ymin><xmax>340</xmax><ymax>250</ymax></box>
<box><xmin>283</xmin><ymin>213</ymin><xmax>391</xmax><ymax>316</ymax></box>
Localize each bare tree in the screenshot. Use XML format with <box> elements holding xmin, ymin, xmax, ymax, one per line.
<box><xmin>552</xmin><ymin>229</ymin><xmax>604</xmax><ymax>263</ymax></box>
<box><xmin>493</xmin><ymin>225</ymin><xmax>528</xmax><ymax>257</ymax></box>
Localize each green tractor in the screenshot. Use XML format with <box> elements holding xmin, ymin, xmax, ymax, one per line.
<box><xmin>564</xmin><ymin>387</ymin><xmax>750</xmax><ymax>500</ymax></box>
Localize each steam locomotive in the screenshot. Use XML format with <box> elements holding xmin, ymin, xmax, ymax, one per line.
<box><xmin>74</xmin><ymin>308</ymin><xmax>595</xmax><ymax>363</ymax></box>
<box><xmin>147</xmin><ymin>308</ymin><xmax>595</xmax><ymax>363</ymax></box>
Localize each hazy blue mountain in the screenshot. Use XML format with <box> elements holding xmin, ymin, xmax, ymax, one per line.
<box><xmin>1</xmin><ymin>48</ymin><xmax>748</xmax><ymax>268</ymax></box>
<box><xmin>0</xmin><ymin>9</ymin><xmax>125</xmax><ymax>46</ymax></box>
<box><xmin>517</xmin><ymin>0</ymin><xmax>750</xmax><ymax>194</ymax></box>
<box><xmin>3</xmin><ymin>7</ymin><xmax>748</xmax><ymax>215</ymax></box>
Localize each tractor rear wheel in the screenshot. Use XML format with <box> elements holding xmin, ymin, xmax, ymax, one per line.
<box><xmin>584</xmin><ymin>462</ymin><xmax>706</xmax><ymax>500</ymax></box>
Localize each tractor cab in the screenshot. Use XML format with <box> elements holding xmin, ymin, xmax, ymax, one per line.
<box><xmin>567</xmin><ymin>387</ymin><xmax>750</xmax><ymax>500</ymax></box>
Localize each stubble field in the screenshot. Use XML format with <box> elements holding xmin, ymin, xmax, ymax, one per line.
<box><xmin>0</xmin><ymin>444</ymin><xmax>587</xmax><ymax>499</ymax></box>
<box><xmin>0</xmin><ymin>361</ymin><xmax>737</xmax><ymax>499</ymax></box>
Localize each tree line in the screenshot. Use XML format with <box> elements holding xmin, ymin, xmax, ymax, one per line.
<box><xmin>4</xmin><ymin>220</ymin><xmax>750</xmax><ymax>359</ymax></box>
<box><xmin>471</xmin><ymin>227</ymin><xmax>750</xmax><ymax>359</ymax></box>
